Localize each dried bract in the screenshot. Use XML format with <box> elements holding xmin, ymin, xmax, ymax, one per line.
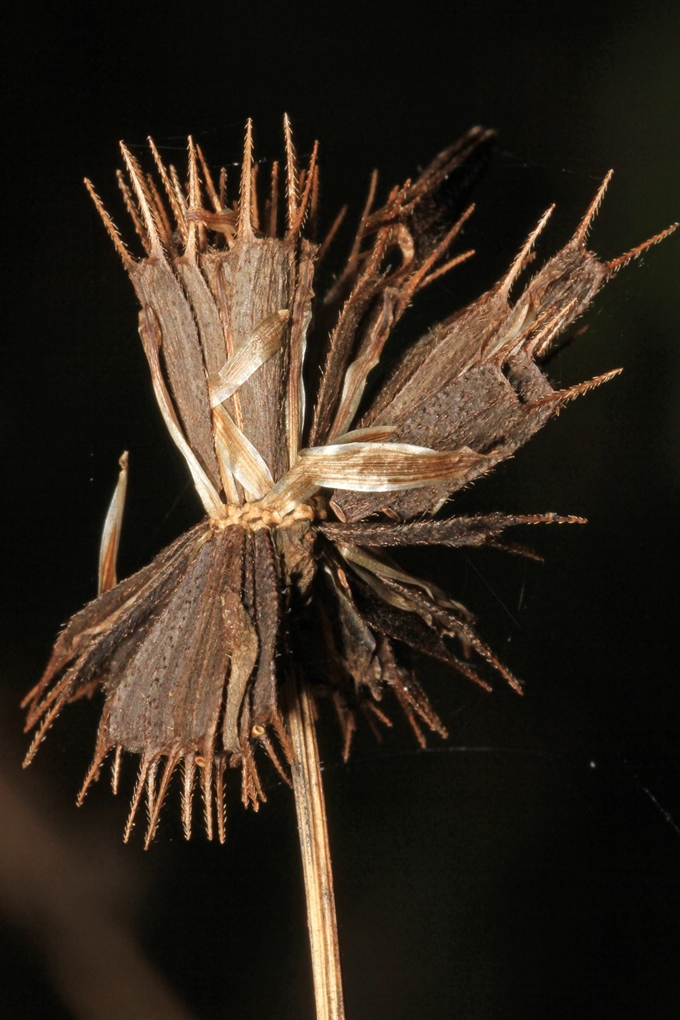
<box><xmin>23</xmin><ymin>119</ymin><xmax>676</xmax><ymax>846</ymax></box>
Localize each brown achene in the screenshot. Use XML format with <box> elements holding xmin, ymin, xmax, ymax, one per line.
<box><xmin>23</xmin><ymin>118</ymin><xmax>676</xmax><ymax>856</ymax></box>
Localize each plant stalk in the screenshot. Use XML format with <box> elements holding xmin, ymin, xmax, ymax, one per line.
<box><xmin>286</xmin><ymin>673</ymin><xmax>346</xmax><ymax>1020</ymax></box>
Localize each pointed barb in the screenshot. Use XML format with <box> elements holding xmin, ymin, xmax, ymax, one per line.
<box><xmin>605</xmin><ymin>222</ymin><xmax>678</xmax><ymax>272</ymax></box>
<box><xmin>358</xmin><ymin>169</ymin><xmax>379</xmax><ymax>235</ymax></box>
<box><xmin>396</xmin><ymin>690</ymin><xmax>427</xmax><ymax>748</ymax></box>
<box><xmin>146</xmin><ymin>173</ymin><xmax>173</xmax><ymax>247</ymax></box>
<box><xmin>290</xmin><ymin>139</ymin><xmax>319</xmax><ymax>237</ymax></box>
<box><xmin>316</xmin><ymin>204</ymin><xmax>347</xmax><ymax>265</ymax></box>
<box><xmin>237</xmin><ymin>119</ymin><xmax>255</xmax><ymax>239</ymax></box>
<box><xmin>200</xmin><ymin>746</ymin><xmax>215</xmax><ymax>840</ymax></box>
<box><xmin>420</xmin><ymin>249</ymin><xmax>475</xmax><ymax>289</ymax></box>
<box><xmin>112</xmin><ymin>744</ymin><xmax>123</xmax><ymax>794</ymax></box>
<box><xmin>332</xmin><ymin>693</ymin><xmax>357</xmax><ymax>762</ymax></box>
<box><xmin>271</xmin><ymin>708</ymin><xmax>293</xmax><ymax>764</ymax></box>
<box><xmin>406</xmin><ymin>202</ymin><xmax>476</xmax><ymax>302</ymax></box>
<box><xmin>309</xmin><ymin>150</ymin><xmax>320</xmax><ymax>237</ymax></box>
<box><xmin>283</xmin><ymin>113</ymin><xmax>299</xmax><ymax>233</ymax></box>
<box><xmin>116</xmin><ymin>169</ymin><xmax>150</xmax><ymax>254</ymax></box>
<box><xmin>574</xmin><ymin>170</ymin><xmax>614</xmax><ymax>246</ymax></box>
<box><xmin>169</xmin><ymin>163</ymin><xmax>190</xmax><ymax>232</ymax></box>
<box><xmin>500</xmin><ymin>204</ymin><xmax>555</xmax><ymax>298</ymax></box>
<box><xmin>196</xmin><ymin>142</ymin><xmax>222</xmax><ymax>212</ymax></box>
<box><xmin>526</xmin><ymin>367</ymin><xmax>623</xmax><ymax>411</ymax></box>
<box><xmin>24</xmin><ymin>671</ymin><xmax>73</xmax><ymax>730</ymax></box>
<box><xmin>250</xmin><ymin>163</ymin><xmax>261</xmax><ymax>231</ymax></box>
<box><xmin>186</xmin><ymin>136</ymin><xmax>201</xmax><ymax>258</ymax></box>
<box><xmin>144</xmin><ymin>758</ymin><xmax>159</xmax><ymax>820</ymax></box>
<box><xmin>182</xmin><ymin>752</ymin><xmax>196</xmax><ymax>840</ymax></box>
<box><xmin>22</xmin><ymin>684</ymin><xmax>74</xmax><ymax>766</ymax></box>
<box><xmin>259</xmin><ymin>731</ymin><xmax>293</xmax><ymax>787</ymax></box>
<box><xmin>215</xmin><ymin>754</ymin><xmax>227</xmax><ymax>844</ymax></box>
<box><xmin>77</xmin><ymin>740</ymin><xmax>112</xmax><ymax>806</ymax></box>
<box><xmin>464</xmin><ymin>630</ymin><xmax>523</xmax><ymax>694</ymax></box>
<box><xmin>119</xmin><ymin>142</ymin><xmax>165</xmax><ymax>259</ymax></box>
<box><xmin>342</xmin><ymin>713</ymin><xmax>356</xmax><ymax>763</ymax></box>
<box><xmin>520</xmin><ymin>297</ymin><xmax>581</xmax><ymax>361</ymax></box>
<box><xmin>448</xmin><ymin>655</ymin><xmax>493</xmax><ymax>693</ymax></box>
<box><xmin>84</xmin><ymin>178</ymin><xmax>134</xmax><ymax>266</ymax></box>
<box><xmin>362</xmin><ymin>698</ymin><xmax>393</xmax><ymax>730</ymax></box>
<box><xmin>148</xmin><ymin>136</ymin><xmax>187</xmax><ymax>236</ymax></box>
<box><xmin>145</xmin><ymin>750</ymin><xmax>181</xmax><ymax>849</ymax></box>
<box><xmin>240</xmin><ymin>742</ymin><xmax>266</xmax><ymax>810</ymax></box>
<box><xmin>124</xmin><ymin>757</ymin><xmax>151</xmax><ymax>843</ymax></box>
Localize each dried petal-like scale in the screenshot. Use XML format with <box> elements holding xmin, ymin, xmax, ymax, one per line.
<box><xmin>23</xmin><ymin>120</ymin><xmax>676</xmax><ymax>845</ymax></box>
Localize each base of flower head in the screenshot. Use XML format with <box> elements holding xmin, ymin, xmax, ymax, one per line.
<box><xmin>213</xmin><ymin>499</ymin><xmax>316</xmax><ymax>533</ymax></box>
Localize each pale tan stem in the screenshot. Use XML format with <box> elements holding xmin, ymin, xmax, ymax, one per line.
<box><xmin>286</xmin><ymin>674</ymin><xmax>346</xmax><ymax>1020</ymax></box>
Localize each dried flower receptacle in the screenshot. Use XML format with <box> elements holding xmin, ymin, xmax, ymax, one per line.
<box><xmin>23</xmin><ymin>119</ymin><xmax>676</xmax><ymax>852</ymax></box>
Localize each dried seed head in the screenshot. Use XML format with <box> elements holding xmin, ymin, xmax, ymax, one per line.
<box><xmin>23</xmin><ymin>118</ymin><xmax>676</xmax><ymax>844</ymax></box>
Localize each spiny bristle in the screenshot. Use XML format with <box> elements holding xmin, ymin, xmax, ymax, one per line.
<box><xmin>309</xmin><ymin>152</ymin><xmax>320</xmax><ymax>237</ymax></box>
<box><xmin>196</xmin><ymin>141</ymin><xmax>222</xmax><ymax>213</ymax></box>
<box><xmin>116</xmin><ymin>169</ymin><xmax>150</xmax><ymax>255</ymax></box>
<box><xmin>23</xmin><ymin>670</ymin><xmax>73</xmax><ymax>730</ymax></box>
<box><xmin>526</xmin><ymin>367</ymin><xmax>624</xmax><ymax>411</ymax></box>
<box><xmin>124</xmin><ymin>757</ymin><xmax>151</xmax><ymax>843</ymax></box>
<box><xmin>182</xmin><ymin>753</ymin><xmax>196</xmax><ymax>840</ymax></box>
<box><xmin>283</xmin><ymin>112</ymin><xmax>299</xmax><ymax>232</ymax></box>
<box><xmin>103</xmin><ymin>723</ymin><xmax>298</xmax><ymax>846</ymax></box>
<box><xmin>250</xmin><ymin>162</ymin><xmax>261</xmax><ymax>232</ymax></box>
<box><xmin>148</xmin><ymin>136</ymin><xmax>187</xmax><ymax>236</ymax></box>
<box><xmin>389</xmin><ymin>681</ymin><xmax>428</xmax><ymax>748</ymax></box>
<box><xmin>84</xmin><ymin>178</ymin><xmax>133</xmax><ymax>266</ymax></box>
<box><xmin>237</xmin><ymin>119</ymin><xmax>255</xmax><ymax>239</ymax></box>
<box><xmin>402</xmin><ymin>203</ymin><xmax>476</xmax><ymax>305</ymax></box>
<box><xmin>215</xmin><ymin>755</ymin><xmax>227</xmax><ymax>844</ymax></box>
<box><xmin>289</xmin><ymin>139</ymin><xmax>319</xmax><ymax>237</ymax></box>
<box><xmin>112</xmin><ymin>744</ymin><xmax>123</xmax><ymax>794</ymax></box>
<box><xmin>316</xmin><ymin>203</ymin><xmax>347</xmax><ymax>264</ymax></box>
<box><xmin>168</xmin><ymin>163</ymin><xmax>189</xmax><ymax>238</ymax></box>
<box><xmin>331</xmin><ymin>692</ymin><xmax>357</xmax><ymax>761</ymax></box>
<box><xmin>240</xmin><ymin>742</ymin><xmax>266</xmax><ymax>811</ymax></box>
<box><xmin>574</xmin><ymin>169</ymin><xmax>614</xmax><ymax>246</ymax></box>
<box><xmin>499</xmin><ymin>204</ymin><xmax>555</xmax><ymax>298</ymax></box>
<box><xmin>77</xmin><ymin>734</ymin><xmax>111</xmax><ymax>805</ymax></box>
<box><xmin>186</xmin><ymin>136</ymin><xmax>202</xmax><ymax>257</ymax></box>
<box><xmin>270</xmin><ymin>708</ymin><xmax>294</xmax><ymax>764</ymax></box>
<box><xmin>119</xmin><ymin>142</ymin><xmax>165</xmax><ymax>259</ymax></box>
<box><xmin>201</xmin><ymin>747</ymin><xmax>215</xmax><ymax>841</ymax></box>
<box><xmin>516</xmin><ymin>297</ymin><xmax>580</xmax><ymax>361</ymax></box>
<box><xmin>146</xmin><ymin>173</ymin><xmax>173</xmax><ymax>248</ymax></box>
<box><xmin>259</xmin><ymin>732</ymin><xmax>293</xmax><ymax>787</ymax></box>
<box><xmin>22</xmin><ymin>684</ymin><xmax>74</xmax><ymax>765</ymax></box>
<box><xmin>420</xmin><ymin>248</ymin><xmax>475</xmax><ymax>289</ymax></box>
<box><xmin>145</xmin><ymin>750</ymin><xmax>181</xmax><ymax>848</ymax></box>
<box><xmin>144</xmin><ymin>758</ymin><xmax>160</xmax><ymax>841</ymax></box>
<box><xmin>606</xmin><ymin>222</ymin><xmax>679</xmax><ymax>272</ymax></box>
<box><xmin>350</xmin><ymin>169</ymin><xmax>378</xmax><ymax>256</ymax></box>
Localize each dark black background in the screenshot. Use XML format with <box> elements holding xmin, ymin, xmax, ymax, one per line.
<box><xmin>2</xmin><ymin>2</ymin><xmax>679</xmax><ymax>1018</ymax></box>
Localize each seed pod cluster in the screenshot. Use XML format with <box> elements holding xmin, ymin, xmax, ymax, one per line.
<box><xmin>23</xmin><ymin>118</ymin><xmax>675</xmax><ymax>847</ymax></box>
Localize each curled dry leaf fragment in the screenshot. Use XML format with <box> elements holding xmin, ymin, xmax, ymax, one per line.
<box><xmin>24</xmin><ymin>119</ymin><xmax>676</xmax><ymax>848</ymax></box>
